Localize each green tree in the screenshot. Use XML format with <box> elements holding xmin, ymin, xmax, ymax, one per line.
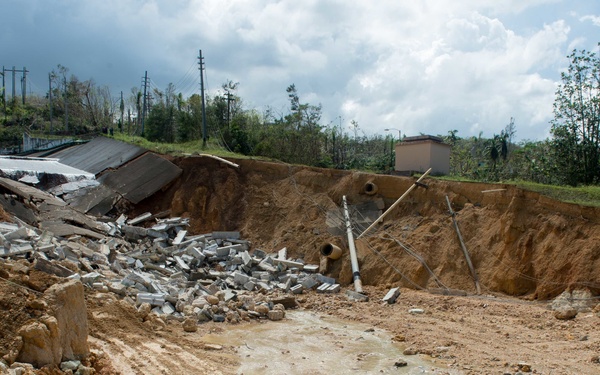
<box><xmin>551</xmin><ymin>46</ymin><xmax>600</xmax><ymax>185</ymax></box>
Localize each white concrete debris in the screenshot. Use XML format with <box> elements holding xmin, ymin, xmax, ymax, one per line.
<box><xmin>0</xmin><ymin>209</ymin><xmax>341</xmax><ymax>325</ymax></box>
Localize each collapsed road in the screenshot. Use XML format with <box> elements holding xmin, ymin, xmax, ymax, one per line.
<box><xmin>0</xmin><ymin>136</ymin><xmax>600</xmax><ymax>374</ymax></box>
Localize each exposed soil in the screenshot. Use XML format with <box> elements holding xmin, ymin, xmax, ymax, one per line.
<box><xmin>2</xmin><ymin>156</ymin><xmax>600</xmax><ymax>374</ymax></box>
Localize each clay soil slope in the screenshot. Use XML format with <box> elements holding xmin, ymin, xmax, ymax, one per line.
<box><xmin>135</xmin><ymin>156</ymin><xmax>600</xmax><ymax>300</ymax></box>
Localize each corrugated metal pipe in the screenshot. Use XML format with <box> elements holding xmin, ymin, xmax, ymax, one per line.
<box><xmin>320</xmin><ymin>243</ymin><xmax>342</xmax><ymax>260</ymax></box>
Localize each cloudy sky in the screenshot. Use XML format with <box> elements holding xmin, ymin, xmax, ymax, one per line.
<box><xmin>2</xmin><ymin>0</ymin><xmax>599</xmax><ymax>141</ymax></box>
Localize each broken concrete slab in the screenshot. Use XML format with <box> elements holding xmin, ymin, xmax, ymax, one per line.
<box><xmin>346</xmin><ymin>290</ymin><xmax>369</xmax><ymax>302</ymax></box>
<box><xmin>383</xmin><ymin>287</ymin><xmax>401</xmax><ymax>304</ymax></box>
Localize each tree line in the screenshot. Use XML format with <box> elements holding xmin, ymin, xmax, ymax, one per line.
<box><xmin>0</xmin><ymin>45</ymin><xmax>598</xmax><ymax>185</ymax></box>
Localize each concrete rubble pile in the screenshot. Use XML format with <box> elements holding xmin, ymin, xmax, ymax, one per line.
<box><xmin>0</xmin><ymin>210</ymin><xmax>341</xmax><ymax>327</ymax></box>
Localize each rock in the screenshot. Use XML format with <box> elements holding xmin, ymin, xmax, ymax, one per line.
<box><xmin>46</xmin><ymin>280</ymin><xmax>89</xmax><ymax>358</ymax></box>
<box><xmin>137</xmin><ymin>303</ymin><xmax>152</xmax><ymax>319</ymax></box>
<box><xmin>75</xmin><ymin>365</ymin><xmax>94</xmax><ymax>375</ymax></box>
<box><xmin>403</xmin><ymin>348</ymin><xmax>418</xmax><ymax>355</ymax></box>
<box><xmin>26</xmin><ymin>299</ymin><xmax>48</xmax><ymax>311</ymax></box>
<box><xmin>267</xmin><ymin>310</ymin><xmax>285</xmax><ymax>321</ymax></box>
<box><xmin>203</xmin><ymin>344</ymin><xmax>223</xmax><ymax>351</ymax></box>
<box><xmin>205</xmin><ymin>295</ymin><xmax>220</xmax><ymax>306</ymax></box>
<box><xmin>17</xmin><ymin>318</ymin><xmax>59</xmax><ymax>367</ymax></box>
<box><xmin>182</xmin><ymin>318</ymin><xmax>198</xmax><ymax>332</ymax></box>
<box><xmin>554</xmin><ymin>307</ymin><xmax>577</xmax><ymax>320</ymax></box>
<box><xmin>394</xmin><ymin>360</ymin><xmax>408</xmax><ymax>367</ymax></box>
<box><xmin>408</xmin><ymin>308</ymin><xmax>424</xmax><ymax>314</ymax></box>
<box><xmin>254</xmin><ymin>304</ymin><xmax>270</xmax><ymax>315</ymax></box>
<box><xmin>517</xmin><ymin>362</ymin><xmax>532</xmax><ymax>372</ymax></box>
<box><xmin>60</xmin><ymin>360</ymin><xmax>81</xmax><ymax>371</ymax></box>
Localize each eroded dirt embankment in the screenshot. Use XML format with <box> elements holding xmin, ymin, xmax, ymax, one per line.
<box><xmin>133</xmin><ymin>156</ymin><xmax>600</xmax><ymax>300</ymax></box>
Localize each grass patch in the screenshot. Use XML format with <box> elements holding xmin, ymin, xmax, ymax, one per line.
<box><xmin>111</xmin><ymin>132</ymin><xmax>270</xmax><ymax>161</ymax></box>
<box><xmin>508</xmin><ymin>180</ymin><xmax>600</xmax><ymax>208</ymax></box>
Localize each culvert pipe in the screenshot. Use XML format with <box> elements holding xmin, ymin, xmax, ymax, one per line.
<box><xmin>320</xmin><ymin>243</ymin><xmax>342</xmax><ymax>260</ymax></box>
<box><xmin>364</xmin><ymin>181</ymin><xmax>378</xmax><ymax>195</ymax></box>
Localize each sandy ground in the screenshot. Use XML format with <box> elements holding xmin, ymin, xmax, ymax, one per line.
<box><xmin>3</xmin><ymin>156</ymin><xmax>600</xmax><ymax>374</ymax></box>
<box><xmin>80</xmin><ymin>285</ymin><xmax>600</xmax><ymax>375</ymax></box>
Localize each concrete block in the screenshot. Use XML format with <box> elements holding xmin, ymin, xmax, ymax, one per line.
<box><xmin>172</xmin><ymin>230</ymin><xmax>187</xmax><ymax>245</ymax></box>
<box><xmin>216</xmin><ymin>245</ymin><xmax>243</xmax><ymax>257</ymax></box>
<box><xmin>382</xmin><ymin>287</ymin><xmax>401</xmax><ymax>304</ymax></box>
<box><xmin>273</xmin><ymin>258</ymin><xmax>304</xmax><ymax>270</ymax></box>
<box><xmin>253</xmin><ymin>249</ymin><xmax>267</xmax><ymax>259</ymax></box>
<box><xmin>304</xmin><ymin>264</ymin><xmax>319</xmax><ymax>273</ymax></box>
<box><xmin>278</xmin><ymin>247</ymin><xmax>287</xmax><ymax>260</ymax></box>
<box><xmin>316</xmin><ymin>274</ymin><xmax>336</xmax><ymax>285</ymax></box>
<box><xmin>136</xmin><ymin>293</ymin><xmax>166</xmax><ymax>306</ymax></box>
<box><xmin>188</xmin><ymin>247</ymin><xmax>205</xmax><ymax>262</ymax></box>
<box><xmin>34</xmin><ymin>258</ymin><xmax>74</xmax><ymax>277</ymax></box>
<box><xmin>162</xmin><ymin>301</ymin><xmax>176</xmax><ymax>315</ymax></box>
<box><xmin>108</xmin><ymin>282</ymin><xmax>127</xmax><ymax>296</ymax></box>
<box><xmin>233</xmin><ymin>271</ymin><xmax>250</xmax><ymax>285</ymax></box>
<box><xmin>212</xmin><ymin>231</ymin><xmax>241</xmax><ymax>240</ymax></box>
<box><xmin>290</xmin><ymin>284</ymin><xmax>304</xmax><ymax>294</ymax></box>
<box><xmin>326</xmin><ymin>284</ymin><xmax>341</xmax><ymax>293</ymax></box>
<box><xmin>128</xmin><ymin>212</ymin><xmax>152</xmax><ymax>225</ymax></box>
<box><xmin>258</xmin><ymin>259</ymin><xmax>277</xmax><ymax>273</ymax></box>
<box><xmin>257</xmin><ymin>281</ymin><xmax>272</xmax><ymax>291</ymax></box>
<box><xmin>317</xmin><ymin>283</ymin><xmax>331</xmax><ymax>293</ymax></box>
<box><xmin>4</xmin><ymin>227</ymin><xmax>29</xmax><ymax>241</ymax></box>
<box><xmin>240</xmin><ymin>250</ymin><xmax>252</xmax><ymax>267</ymax></box>
<box><xmin>81</xmin><ymin>272</ymin><xmax>103</xmax><ymax>285</ymax></box>
<box><xmin>346</xmin><ymin>290</ymin><xmax>369</xmax><ymax>302</ymax></box>
<box><xmin>301</xmin><ymin>277</ymin><xmax>319</xmax><ymax>290</ymax></box>
<box><xmin>244</xmin><ymin>281</ymin><xmax>256</xmax><ymax>291</ymax></box>
<box><xmin>122</xmin><ymin>225</ymin><xmax>148</xmax><ymax>239</ymax></box>
<box><xmin>174</xmin><ymin>255</ymin><xmax>190</xmax><ymax>271</ymax></box>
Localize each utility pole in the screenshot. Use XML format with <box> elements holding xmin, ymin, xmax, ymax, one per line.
<box><xmin>64</xmin><ymin>76</ymin><xmax>69</xmax><ymax>132</ymax></box>
<box><xmin>198</xmin><ymin>49</ymin><xmax>207</xmax><ymax>147</ymax></box>
<box><xmin>141</xmin><ymin>71</ymin><xmax>148</xmax><ymax>136</ymax></box>
<box><xmin>1</xmin><ymin>67</ymin><xmax>5</xmax><ymax>114</ymax></box>
<box><xmin>12</xmin><ymin>66</ymin><xmax>16</xmax><ymax>106</ymax></box>
<box><xmin>21</xmin><ymin>67</ymin><xmax>27</xmax><ymax>105</ymax></box>
<box><xmin>226</xmin><ymin>92</ymin><xmax>235</xmax><ymax>129</ymax></box>
<box><xmin>48</xmin><ymin>73</ymin><xmax>53</xmax><ymax>132</ymax></box>
<box><xmin>120</xmin><ymin>91</ymin><xmax>124</xmax><ymax>132</ymax></box>
<box><xmin>3</xmin><ymin>66</ymin><xmax>28</xmax><ymax>107</ymax></box>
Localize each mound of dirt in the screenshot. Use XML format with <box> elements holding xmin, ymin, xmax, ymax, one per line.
<box><xmin>133</xmin><ymin>157</ymin><xmax>600</xmax><ymax>300</ymax></box>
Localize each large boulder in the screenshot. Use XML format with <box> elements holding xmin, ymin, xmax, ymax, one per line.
<box><xmin>17</xmin><ymin>280</ymin><xmax>89</xmax><ymax>367</ymax></box>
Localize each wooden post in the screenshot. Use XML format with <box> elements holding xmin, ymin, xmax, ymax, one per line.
<box><xmin>445</xmin><ymin>195</ymin><xmax>481</xmax><ymax>294</ymax></box>
<box><xmin>358</xmin><ymin>168</ymin><xmax>432</xmax><ymax>239</ymax></box>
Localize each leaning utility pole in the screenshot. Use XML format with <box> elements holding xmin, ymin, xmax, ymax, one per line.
<box><xmin>141</xmin><ymin>71</ymin><xmax>148</xmax><ymax>136</ymax></box>
<box><xmin>198</xmin><ymin>49</ymin><xmax>207</xmax><ymax>147</ymax></box>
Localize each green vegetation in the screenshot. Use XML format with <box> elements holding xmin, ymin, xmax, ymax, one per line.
<box><xmin>510</xmin><ymin>181</ymin><xmax>600</xmax><ymax>207</ymax></box>
<box><xmin>0</xmin><ymin>46</ymin><xmax>598</xmax><ymax>206</ymax></box>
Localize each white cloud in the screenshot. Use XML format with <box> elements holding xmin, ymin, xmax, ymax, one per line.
<box><xmin>2</xmin><ymin>0</ymin><xmax>595</xmax><ymax>141</ymax></box>
<box><xmin>580</xmin><ymin>14</ymin><xmax>600</xmax><ymax>27</ymax></box>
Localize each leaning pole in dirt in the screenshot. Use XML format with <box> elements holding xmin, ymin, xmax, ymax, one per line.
<box><xmin>357</xmin><ymin>168</ymin><xmax>432</xmax><ymax>239</ymax></box>
<box><xmin>445</xmin><ymin>195</ymin><xmax>481</xmax><ymax>295</ymax></box>
<box><xmin>343</xmin><ymin>195</ymin><xmax>363</xmax><ymax>293</ymax></box>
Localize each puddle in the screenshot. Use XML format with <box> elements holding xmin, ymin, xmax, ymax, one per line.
<box><xmin>202</xmin><ymin>310</ymin><xmax>454</xmax><ymax>374</ymax></box>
